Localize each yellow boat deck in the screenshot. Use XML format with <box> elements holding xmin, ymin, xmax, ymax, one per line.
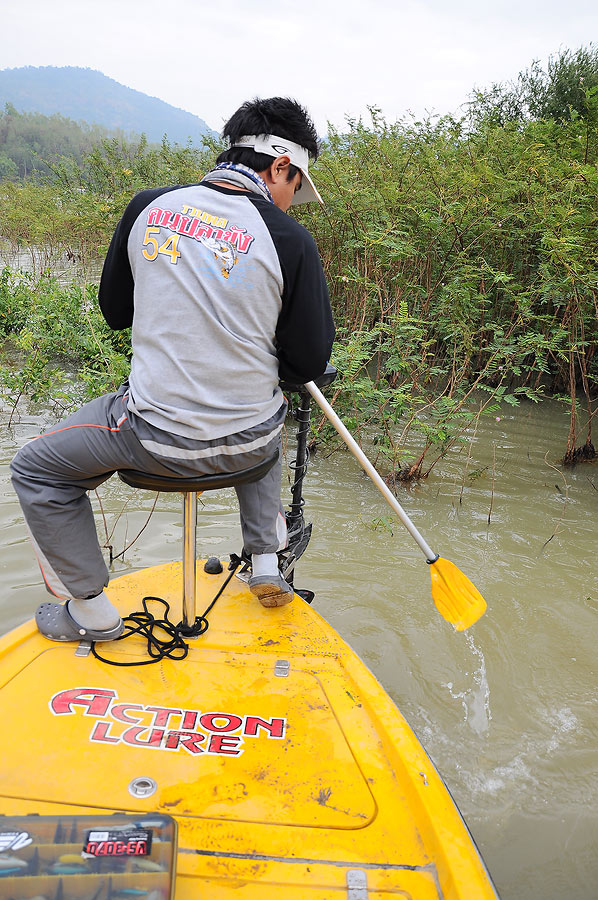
<box><xmin>0</xmin><ymin>562</ymin><xmax>497</xmax><ymax>898</ymax></box>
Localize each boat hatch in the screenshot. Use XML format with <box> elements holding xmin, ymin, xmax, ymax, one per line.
<box><xmin>0</xmin><ymin>647</ymin><xmax>376</xmax><ymax>830</ymax></box>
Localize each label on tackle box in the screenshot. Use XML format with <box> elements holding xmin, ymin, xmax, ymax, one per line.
<box><xmin>83</xmin><ymin>827</ymin><xmax>153</xmax><ymax>857</ymax></box>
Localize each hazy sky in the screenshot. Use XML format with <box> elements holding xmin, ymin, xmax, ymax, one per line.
<box><xmin>2</xmin><ymin>0</ymin><xmax>597</xmax><ymax>133</ymax></box>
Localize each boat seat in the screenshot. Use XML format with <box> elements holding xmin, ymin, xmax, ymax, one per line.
<box><xmin>118</xmin><ymin>452</ymin><xmax>278</xmax><ymax>493</ymax></box>
<box><xmin>117</xmin><ymin>450</ymin><xmax>279</xmax><ymax>632</ymax></box>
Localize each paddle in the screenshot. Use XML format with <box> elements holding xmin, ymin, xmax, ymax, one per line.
<box><xmin>305</xmin><ymin>381</ymin><xmax>487</xmax><ymax>631</ymax></box>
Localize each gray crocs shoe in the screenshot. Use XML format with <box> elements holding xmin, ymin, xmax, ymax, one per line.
<box><xmin>36</xmin><ymin>601</ymin><xmax>125</xmax><ymax>642</ymax></box>
<box><xmin>249</xmin><ymin>574</ymin><xmax>294</xmax><ymax>608</ymax></box>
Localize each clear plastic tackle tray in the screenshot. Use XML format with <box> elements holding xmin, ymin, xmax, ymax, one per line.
<box><xmin>0</xmin><ymin>812</ymin><xmax>177</xmax><ymax>899</ymax></box>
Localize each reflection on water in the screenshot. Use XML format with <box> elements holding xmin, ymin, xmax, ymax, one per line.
<box><xmin>0</xmin><ymin>243</ymin><xmax>103</xmax><ymax>283</ymax></box>
<box><xmin>0</xmin><ymin>396</ymin><xmax>597</xmax><ymax>900</ymax></box>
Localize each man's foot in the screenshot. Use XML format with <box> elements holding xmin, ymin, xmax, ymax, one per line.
<box><xmin>249</xmin><ymin>574</ymin><xmax>294</xmax><ymax>608</ymax></box>
<box><xmin>35</xmin><ymin>601</ymin><xmax>124</xmax><ymax>642</ymax></box>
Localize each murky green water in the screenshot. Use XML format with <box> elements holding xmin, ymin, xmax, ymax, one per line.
<box><xmin>1</xmin><ymin>396</ymin><xmax>596</xmax><ymax>900</ymax></box>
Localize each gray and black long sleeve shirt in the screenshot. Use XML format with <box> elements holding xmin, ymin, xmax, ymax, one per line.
<box><xmin>98</xmin><ymin>181</ymin><xmax>335</xmax><ymax>440</ymax></box>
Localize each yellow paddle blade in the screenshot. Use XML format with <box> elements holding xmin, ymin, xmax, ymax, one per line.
<box><xmin>429</xmin><ymin>557</ymin><xmax>487</xmax><ymax>631</ymax></box>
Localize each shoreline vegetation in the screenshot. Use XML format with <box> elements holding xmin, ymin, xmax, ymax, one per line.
<box><xmin>0</xmin><ymin>47</ymin><xmax>596</xmax><ymax>481</ymax></box>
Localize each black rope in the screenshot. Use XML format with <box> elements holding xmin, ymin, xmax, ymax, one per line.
<box><xmin>91</xmin><ymin>555</ymin><xmax>241</xmax><ymax>667</ymax></box>
<box><xmin>179</xmin><ymin>555</ymin><xmax>241</xmax><ymax>636</ymax></box>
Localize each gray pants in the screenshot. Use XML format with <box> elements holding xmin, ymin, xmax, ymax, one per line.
<box><xmin>10</xmin><ymin>384</ymin><xmax>287</xmax><ymax>601</ymax></box>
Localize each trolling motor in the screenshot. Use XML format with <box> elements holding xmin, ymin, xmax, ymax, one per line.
<box><xmin>279</xmin><ymin>364</ymin><xmax>337</xmax><ymax>593</ymax></box>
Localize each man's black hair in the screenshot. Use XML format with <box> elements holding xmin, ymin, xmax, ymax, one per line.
<box><xmin>216</xmin><ymin>97</ymin><xmax>320</xmax><ymax>182</ymax></box>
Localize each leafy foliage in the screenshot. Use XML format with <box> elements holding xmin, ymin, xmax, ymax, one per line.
<box><xmin>468</xmin><ymin>44</ymin><xmax>598</xmax><ymax>126</ymax></box>
<box><xmin>0</xmin><ymin>269</ymin><xmax>130</xmax><ymax>418</ymax></box>
<box><xmin>297</xmin><ymin>104</ymin><xmax>597</xmax><ymax>471</ymax></box>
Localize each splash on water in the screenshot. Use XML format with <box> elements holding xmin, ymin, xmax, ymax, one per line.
<box><xmin>545</xmin><ymin>707</ymin><xmax>578</xmax><ymax>752</ymax></box>
<box><xmin>444</xmin><ymin>632</ymin><xmax>492</xmax><ymax>735</ymax></box>
<box><xmin>459</xmin><ymin>706</ymin><xmax>580</xmax><ymax>801</ymax></box>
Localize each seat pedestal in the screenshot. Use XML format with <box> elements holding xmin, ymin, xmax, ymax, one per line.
<box><xmin>118</xmin><ymin>451</ymin><xmax>278</xmax><ymax>631</ymax></box>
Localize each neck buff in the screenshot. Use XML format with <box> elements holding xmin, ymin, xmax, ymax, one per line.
<box><xmin>201</xmin><ymin>162</ymin><xmax>274</xmax><ymax>204</ymax></box>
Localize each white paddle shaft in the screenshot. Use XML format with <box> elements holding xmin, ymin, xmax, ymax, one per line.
<box><xmin>305</xmin><ymin>381</ymin><xmax>438</xmax><ymax>564</ymax></box>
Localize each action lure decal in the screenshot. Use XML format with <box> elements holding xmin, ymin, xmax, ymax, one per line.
<box><xmin>50</xmin><ymin>687</ymin><xmax>286</xmax><ymax>757</ymax></box>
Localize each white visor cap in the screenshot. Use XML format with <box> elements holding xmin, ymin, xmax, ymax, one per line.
<box><xmin>231</xmin><ymin>134</ymin><xmax>323</xmax><ymax>206</ymax></box>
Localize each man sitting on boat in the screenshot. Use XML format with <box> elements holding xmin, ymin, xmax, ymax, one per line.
<box><xmin>10</xmin><ymin>96</ymin><xmax>335</xmax><ymax>643</ymax></box>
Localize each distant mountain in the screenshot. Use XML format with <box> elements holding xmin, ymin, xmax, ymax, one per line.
<box><xmin>0</xmin><ymin>66</ymin><xmax>216</xmax><ymax>145</ymax></box>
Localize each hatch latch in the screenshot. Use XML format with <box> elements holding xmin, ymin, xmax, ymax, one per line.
<box><xmin>346</xmin><ymin>869</ymin><xmax>368</xmax><ymax>898</ymax></box>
